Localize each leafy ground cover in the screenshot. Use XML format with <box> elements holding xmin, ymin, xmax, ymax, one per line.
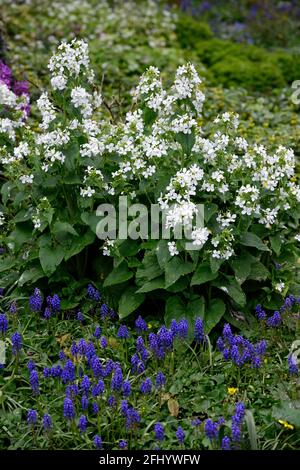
<box><xmin>0</xmin><ymin>287</ymin><xmax>300</xmax><ymax>450</ymax></box>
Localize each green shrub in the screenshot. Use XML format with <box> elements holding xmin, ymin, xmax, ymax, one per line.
<box><xmin>176</xmin><ymin>14</ymin><xmax>213</xmax><ymax>49</ymax></box>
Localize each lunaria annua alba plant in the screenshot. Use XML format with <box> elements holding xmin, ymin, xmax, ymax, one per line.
<box><xmin>0</xmin><ymin>39</ymin><xmax>299</xmax><ymax>325</ymax></box>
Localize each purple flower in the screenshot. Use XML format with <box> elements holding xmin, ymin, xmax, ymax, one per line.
<box><xmin>59</xmin><ymin>350</ymin><xmax>66</xmax><ymax>362</ymax></box>
<box><xmin>87</xmin><ymin>284</ymin><xmax>101</xmax><ymax>302</ymax></box>
<box><xmin>61</xmin><ymin>360</ymin><xmax>75</xmax><ymax>383</ymax></box>
<box><xmin>29</xmin><ymin>369</ymin><xmax>40</xmax><ymax>395</ymax></box>
<box><xmin>11</xmin><ymin>332</ymin><xmax>22</xmax><ymax>355</ymax></box>
<box><xmin>155</xmin><ymin>371</ymin><xmax>166</xmax><ymax>388</ymax></box>
<box><xmin>233</xmin><ymin>402</ymin><xmax>245</xmax><ymax>426</ymax></box>
<box><xmin>66</xmin><ymin>384</ymin><xmax>79</xmax><ymax>399</ymax></box>
<box><xmin>91</xmin><ymin>356</ymin><xmax>104</xmax><ymax>379</ymax></box>
<box><xmin>100</xmin><ymin>336</ymin><xmax>108</xmax><ymax>349</ymax></box>
<box><xmin>100</xmin><ymin>303</ymin><xmax>109</xmax><ymax>319</ymax></box>
<box><xmin>204</xmin><ymin>419</ymin><xmax>218</xmax><ymax>441</ymax></box>
<box><xmin>9</xmin><ymin>302</ymin><xmax>17</xmax><ymax>315</ymax></box>
<box><xmin>120</xmin><ymin>400</ymin><xmax>129</xmax><ymax>416</ymax></box>
<box><xmin>194</xmin><ymin>317</ymin><xmax>205</xmax><ymax>343</ymax></box>
<box><xmin>288</xmin><ymin>354</ymin><xmax>299</xmax><ymax>375</ymax></box>
<box><xmin>191</xmin><ymin>418</ymin><xmax>201</xmax><ymax>427</ymax></box>
<box><xmin>94</xmin><ymin>326</ymin><xmax>101</xmax><ymax>339</ymax></box>
<box><xmin>140</xmin><ymin>377</ymin><xmax>152</xmax><ymax>394</ymax></box>
<box><xmin>81</xmin><ymin>395</ymin><xmax>89</xmax><ymax>411</ymax></box>
<box><xmin>110</xmin><ymin>366</ymin><xmax>123</xmax><ymax>391</ymax></box>
<box><xmin>14</xmin><ymin>80</ymin><xmax>29</xmax><ymax>96</ymax></box>
<box><xmin>43</xmin><ymin>414</ymin><xmax>52</xmax><ymax>431</ymax></box>
<box><xmin>117</xmin><ymin>325</ymin><xmax>129</xmax><ymax>339</ymax></box>
<box><xmin>108</xmin><ymin>395</ymin><xmax>116</xmax><ymax>407</ymax></box>
<box><xmin>221</xmin><ymin>436</ymin><xmax>231</xmax><ymax>450</ymax></box>
<box><xmin>78</xmin><ymin>415</ymin><xmax>88</xmax><ymax>433</ymax></box>
<box><xmin>266</xmin><ymin>311</ymin><xmax>282</xmax><ymax>328</ymax></box>
<box><xmin>81</xmin><ymin>375</ymin><xmax>91</xmax><ymax>394</ymax></box>
<box><xmin>178</xmin><ymin>319</ymin><xmax>188</xmax><ymax>339</ymax></box>
<box><xmin>0</xmin><ymin>61</ymin><xmax>11</xmax><ymax>87</ymax></box>
<box><xmin>92</xmin><ymin>402</ymin><xmax>99</xmax><ymax>415</ymax></box>
<box><xmin>125</xmin><ymin>407</ymin><xmax>140</xmax><ymax>430</ymax></box>
<box><xmin>135</xmin><ymin>315</ymin><xmax>148</xmax><ymax>332</ymax></box>
<box><xmin>176</xmin><ymin>426</ymin><xmax>185</xmax><ymax>444</ymax></box>
<box><xmin>63</xmin><ymin>398</ymin><xmax>75</xmax><ymax>420</ymax></box>
<box><xmin>77</xmin><ymin>311</ymin><xmax>84</xmax><ymax>322</ymax></box>
<box><xmin>50</xmin><ymin>294</ymin><xmax>60</xmax><ymax>312</ymax></box>
<box><xmin>0</xmin><ymin>313</ymin><xmax>8</xmax><ymax>334</ymax></box>
<box><xmin>119</xmin><ymin>439</ymin><xmax>127</xmax><ymax>449</ymax></box>
<box><xmin>255</xmin><ymin>340</ymin><xmax>267</xmax><ymax>356</ymax></box>
<box><xmin>27</xmin><ymin>359</ymin><xmax>36</xmax><ymax>372</ymax></box>
<box><xmin>92</xmin><ymin>379</ymin><xmax>105</xmax><ymax>397</ymax></box>
<box><xmin>170</xmin><ymin>319</ymin><xmax>178</xmax><ymax>336</ymax></box>
<box><xmin>93</xmin><ymin>435</ymin><xmax>103</xmax><ymax>449</ymax></box>
<box><xmin>154</xmin><ymin>422</ymin><xmax>164</xmax><ymax>441</ymax></box>
<box><xmin>27</xmin><ymin>409</ymin><xmax>37</xmax><ymax>426</ymax></box>
<box><xmin>255</xmin><ymin>304</ymin><xmax>266</xmax><ymax>321</ymax></box>
<box><xmin>232</xmin><ymin>422</ymin><xmax>241</xmax><ymax>442</ymax></box>
<box><xmin>123</xmin><ymin>380</ymin><xmax>131</xmax><ymax>397</ymax></box>
<box><xmin>43</xmin><ymin>307</ymin><xmax>51</xmax><ymax>320</ymax></box>
<box><xmin>223</xmin><ymin>323</ymin><xmax>233</xmax><ymax>341</ymax></box>
<box><xmin>29</xmin><ymin>288</ymin><xmax>43</xmax><ymax>312</ymax></box>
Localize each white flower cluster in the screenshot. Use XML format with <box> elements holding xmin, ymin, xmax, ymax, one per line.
<box><xmin>0</xmin><ymin>82</ymin><xmax>28</xmax><ymax>141</ymax></box>
<box><xmin>48</xmin><ymin>39</ymin><xmax>94</xmax><ymax>90</ymax></box>
<box><xmin>0</xmin><ymin>211</ymin><xmax>5</xmax><ymax>226</ymax></box>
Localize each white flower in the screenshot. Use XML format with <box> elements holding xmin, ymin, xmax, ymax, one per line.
<box><xmin>191</xmin><ymin>227</ymin><xmax>210</xmax><ymax>248</ymax></box>
<box><xmin>51</xmin><ymin>74</ymin><xmax>67</xmax><ymax>90</ymax></box>
<box><xmin>80</xmin><ymin>186</ymin><xmax>95</xmax><ymax>198</ymax></box>
<box><xmin>168</xmin><ymin>241</ymin><xmax>179</xmax><ymax>256</ymax></box>
<box><xmin>275</xmin><ymin>281</ymin><xmax>285</xmax><ymax>293</ymax></box>
<box><xmin>0</xmin><ymin>211</ymin><xmax>5</xmax><ymax>226</ymax></box>
<box><xmin>295</xmin><ymin>234</ymin><xmax>300</xmax><ymax>242</ymax></box>
<box><xmin>103</xmin><ymin>239</ymin><xmax>115</xmax><ymax>256</ymax></box>
<box><xmin>20</xmin><ymin>174</ymin><xmax>34</xmax><ymax>184</ymax></box>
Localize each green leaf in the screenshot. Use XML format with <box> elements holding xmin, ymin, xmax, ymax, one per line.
<box><xmin>248</xmin><ymin>261</ymin><xmax>270</xmax><ymax>281</ymax></box>
<box><xmin>204</xmin><ymin>203</ymin><xmax>218</xmax><ymax>223</ymax></box>
<box><xmin>81</xmin><ymin>212</ymin><xmax>101</xmax><ymax>234</ymax></box>
<box><xmin>204</xmin><ymin>298</ymin><xmax>226</xmax><ymax>333</ymax></box>
<box><xmin>18</xmin><ymin>266</ymin><xmax>45</xmax><ymax>287</ymax></box>
<box><xmin>0</xmin><ymin>258</ymin><xmax>16</xmax><ymax>273</ymax></box>
<box><xmin>229</xmin><ymin>257</ymin><xmax>252</xmax><ymax>284</ymax></box>
<box><xmin>118</xmin><ymin>287</ymin><xmax>145</xmax><ymax>319</ymax></box>
<box><xmin>39</xmin><ymin>243</ymin><xmax>66</xmax><ymax>276</ymax></box>
<box><xmin>167</xmin><ymin>277</ymin><xmax>189</xmax><ymax>293</ymax></box>
<box><xmin>213</xmin><ymin>276</ymin><xmax>246</xmax><ymax>306</ymax></box>
<box><xmin>136</xmin><ymin>276</ymin><xmax>165</xmax><ymax>293</ymax></box>
<box><xmin>245</xmin><ymin>410</ymin><xmax>258</xmax><ymax>450</ymax></box>
<box><xmin>210</xmin><ymin>255</ymin><xmax>223</xmax><ymax>273</ymax></box>
<box><xmin>103</xmin><ymin>261</ymin><xmax>133</xmax><ymax>287</ymax></box>
<box><xmin>239</xmin><ymin>232</ymin><xmax>270</xmax><ymax>251</ymax></box>
<box><xmin>270</xmin><ymin>234</ymin><xmax>281</xmax><ymax>256</ymax></box>
<box><xmin>136</xmin><ymin>252</ymin><xmax>163</xmax><ymax>284</ymax></box>
<box><xmin>52</xmin><ymin>221</ymin><xmax>78</xmax><ymax>237</ymax></box>
<box><xmin>191</xmin><ymin>262</ymin><xmax>218</xmax><ymax>286</ymax></box>
<box><xmin>164</xmin><ymin>296</ymin><xmax>186</xmax><ymax>326</ymax></box>
<box><xmin>119</xmin><ymin>239</ymin><xmax>141</xmax><ymax>257</ymax></box>
<box><xmin>64</xmin><ymin>229</ymin><xmax>95</xmax><ymax>261</ymax></box>
<box><xmin>7</xmin><ymin>223</ymin><xmax>33</xmax><ymax>250</ymax></box>
<box><xmin>176</xmin><ymin>131</ymin><xmax>195</xmax><ymax>156</ymax></box>
<box><xmin>156</xmin><ymin>239</ymin><xmax>172</xmax><ymax>269</ymax></box>
<box><xmin>272</xmin><ymin>401</ymin><xmax>300</xmax><ymax>427</ymax></box>
<box><xmin>165</xmin><ymin>257</ymin><xmax>194</xmax><ymax>288</ymax></box>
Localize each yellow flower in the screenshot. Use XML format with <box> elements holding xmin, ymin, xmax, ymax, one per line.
<box><xmin>227</xmin><ymin>387</ymin><xmax>238</xmax><ymax>396</ymax></box>
<box><xmin>278</xmin><ymin>420</ymin><xmax>294</xmax><ymax>430</ymax></box>
<box><xmin>147</xmin><ymin>323</ymin><xmax>152</xmax><ymax>329</ymax></box>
